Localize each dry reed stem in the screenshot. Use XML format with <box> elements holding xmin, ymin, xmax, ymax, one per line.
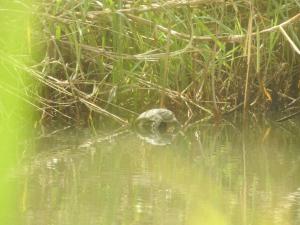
<box><xmin>63</xmin><ymin>41</ymin><xmax>193</xmax><ymax>61</ymax></box>
<box><xmin>9</xmin><ymin>59</ymin><xmax>129</xmax><ymax>125</ymax></box>
<box><xmin>127</xmin><ymin>13</ymin><xmax>300</xmax><ymax>43</ymax></box>
<box><xmin>279</xmin><ymin>26</ymin><xmax>300</xmax><ymax>55</ymax></box>
<box><xmin>86</xmin><ymin>0</ymin><xmax>224</xmax><ymax>18</ymax></box>
<box><xmin>276</xmin><ymin>111</ymin><xmax>300</xmax><ymax>122</ymax></box>
<box><xmin>136</xmin><ymin>76</ymin><xmax>213</xmax><ymax>116</ymax></box>
<box><xmin>243</xmin><ymin>4</ymin><xmax>253</xmax><ymax>116</ymax></box>
<box><xmin>78</xmin><ymin>97</ymin><xmax>128</xmax><ymax>124</ymax></box>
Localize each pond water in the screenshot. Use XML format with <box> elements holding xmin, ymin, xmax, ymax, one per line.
<box><xmin>14</xmin><ymin>121</ymin><xmax>300</xmax><ymax>225</ymax></box>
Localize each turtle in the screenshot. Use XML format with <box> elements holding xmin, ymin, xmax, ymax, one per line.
<box><xmin>134</xmin><ymin>108</ymin><xmax>180</xmax><ymax>145</ymax></box>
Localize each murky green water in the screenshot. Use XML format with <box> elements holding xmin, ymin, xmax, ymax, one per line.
<box><xmin>16</xmin><ymin>121</ymin><xmax>300</xmax><ymax>225</ymax></box>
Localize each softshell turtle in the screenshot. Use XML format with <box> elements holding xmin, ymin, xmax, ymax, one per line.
<box><xmin>134</xmin><ymin>108</ymin><xmax>180</xmax><ymax>145</ymax></box>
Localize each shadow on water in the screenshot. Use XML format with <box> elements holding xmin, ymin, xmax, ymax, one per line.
<box><xmin>19</xmin><ymin>120</ymin><xmax>300</xmax><ymax>225</ymax></box>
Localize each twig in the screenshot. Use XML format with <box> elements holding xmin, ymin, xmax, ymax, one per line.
<box><xmin>276</xmin><ymin>111</ymin><xmax>300</xmax><ymax>122</ymax></box>
<box><xmin>223</xmin><ymin>103</ymin><xmax>244</xmax><ymax>115</ymax></box>
<box><xmin>288</xmin><ymin>96</ymin><xmax>300</xmax><ymax>107</ymax></box>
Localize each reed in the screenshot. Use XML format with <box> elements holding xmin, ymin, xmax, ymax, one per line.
<box><xmin>29</xmin><ymin>0</ymin><xmax>300</xmax><ymax>125</ymax></box>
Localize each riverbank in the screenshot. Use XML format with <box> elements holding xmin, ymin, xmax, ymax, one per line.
<box><xmin>30</xmin><ymin>1</ymin><xmax>300</xmax><ymax>126</ymax></box>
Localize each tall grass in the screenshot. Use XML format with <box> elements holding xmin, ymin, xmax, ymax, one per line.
<box><xmin>31</xmin><ymin>0</ymin><xmax>300</xmax><ymax>125</ymax></box>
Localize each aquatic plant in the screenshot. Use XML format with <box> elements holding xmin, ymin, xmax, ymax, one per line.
<box><xmin>28</xmin><ymin>0</ymin><xmax>300</xmax><ymax>125</ymax></box>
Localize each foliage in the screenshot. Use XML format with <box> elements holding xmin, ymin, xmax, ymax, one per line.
<box><xmin>31</xmin><ymin>0</ymin><xmax>300</xmax><ymax>125</ymax></box>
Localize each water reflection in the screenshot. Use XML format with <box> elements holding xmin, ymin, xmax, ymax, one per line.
<box><xmin>20</xmin><ymin>122</ymin><xmax>300</xmax><ymax>225</ymax></box>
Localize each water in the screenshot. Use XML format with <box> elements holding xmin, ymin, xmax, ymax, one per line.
<box><xmin>15</xmin><ymin>121</ymin><xmax>300</xmax><ymax>225</ymax></box>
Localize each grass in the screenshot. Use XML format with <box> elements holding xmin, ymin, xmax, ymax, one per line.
<box><xmin>25</xmin><ymin>0</ymin><xmax>300</xmax><ymax>126</ymax></box>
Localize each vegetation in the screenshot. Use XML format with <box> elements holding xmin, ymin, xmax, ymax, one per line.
<box><xmin>28</xmin><ymin>0</ymin><xmax>300</xmax><ymax>126</ymax></box>
<box><xmin>1</xmin><ymin>2</ymin><xmax>300</xmax><ymax>225</ymax></box>
<box><xmin>0</xmin><ymin>1</ymin><xmax>32</xmax><ymax>224</ymax></box>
